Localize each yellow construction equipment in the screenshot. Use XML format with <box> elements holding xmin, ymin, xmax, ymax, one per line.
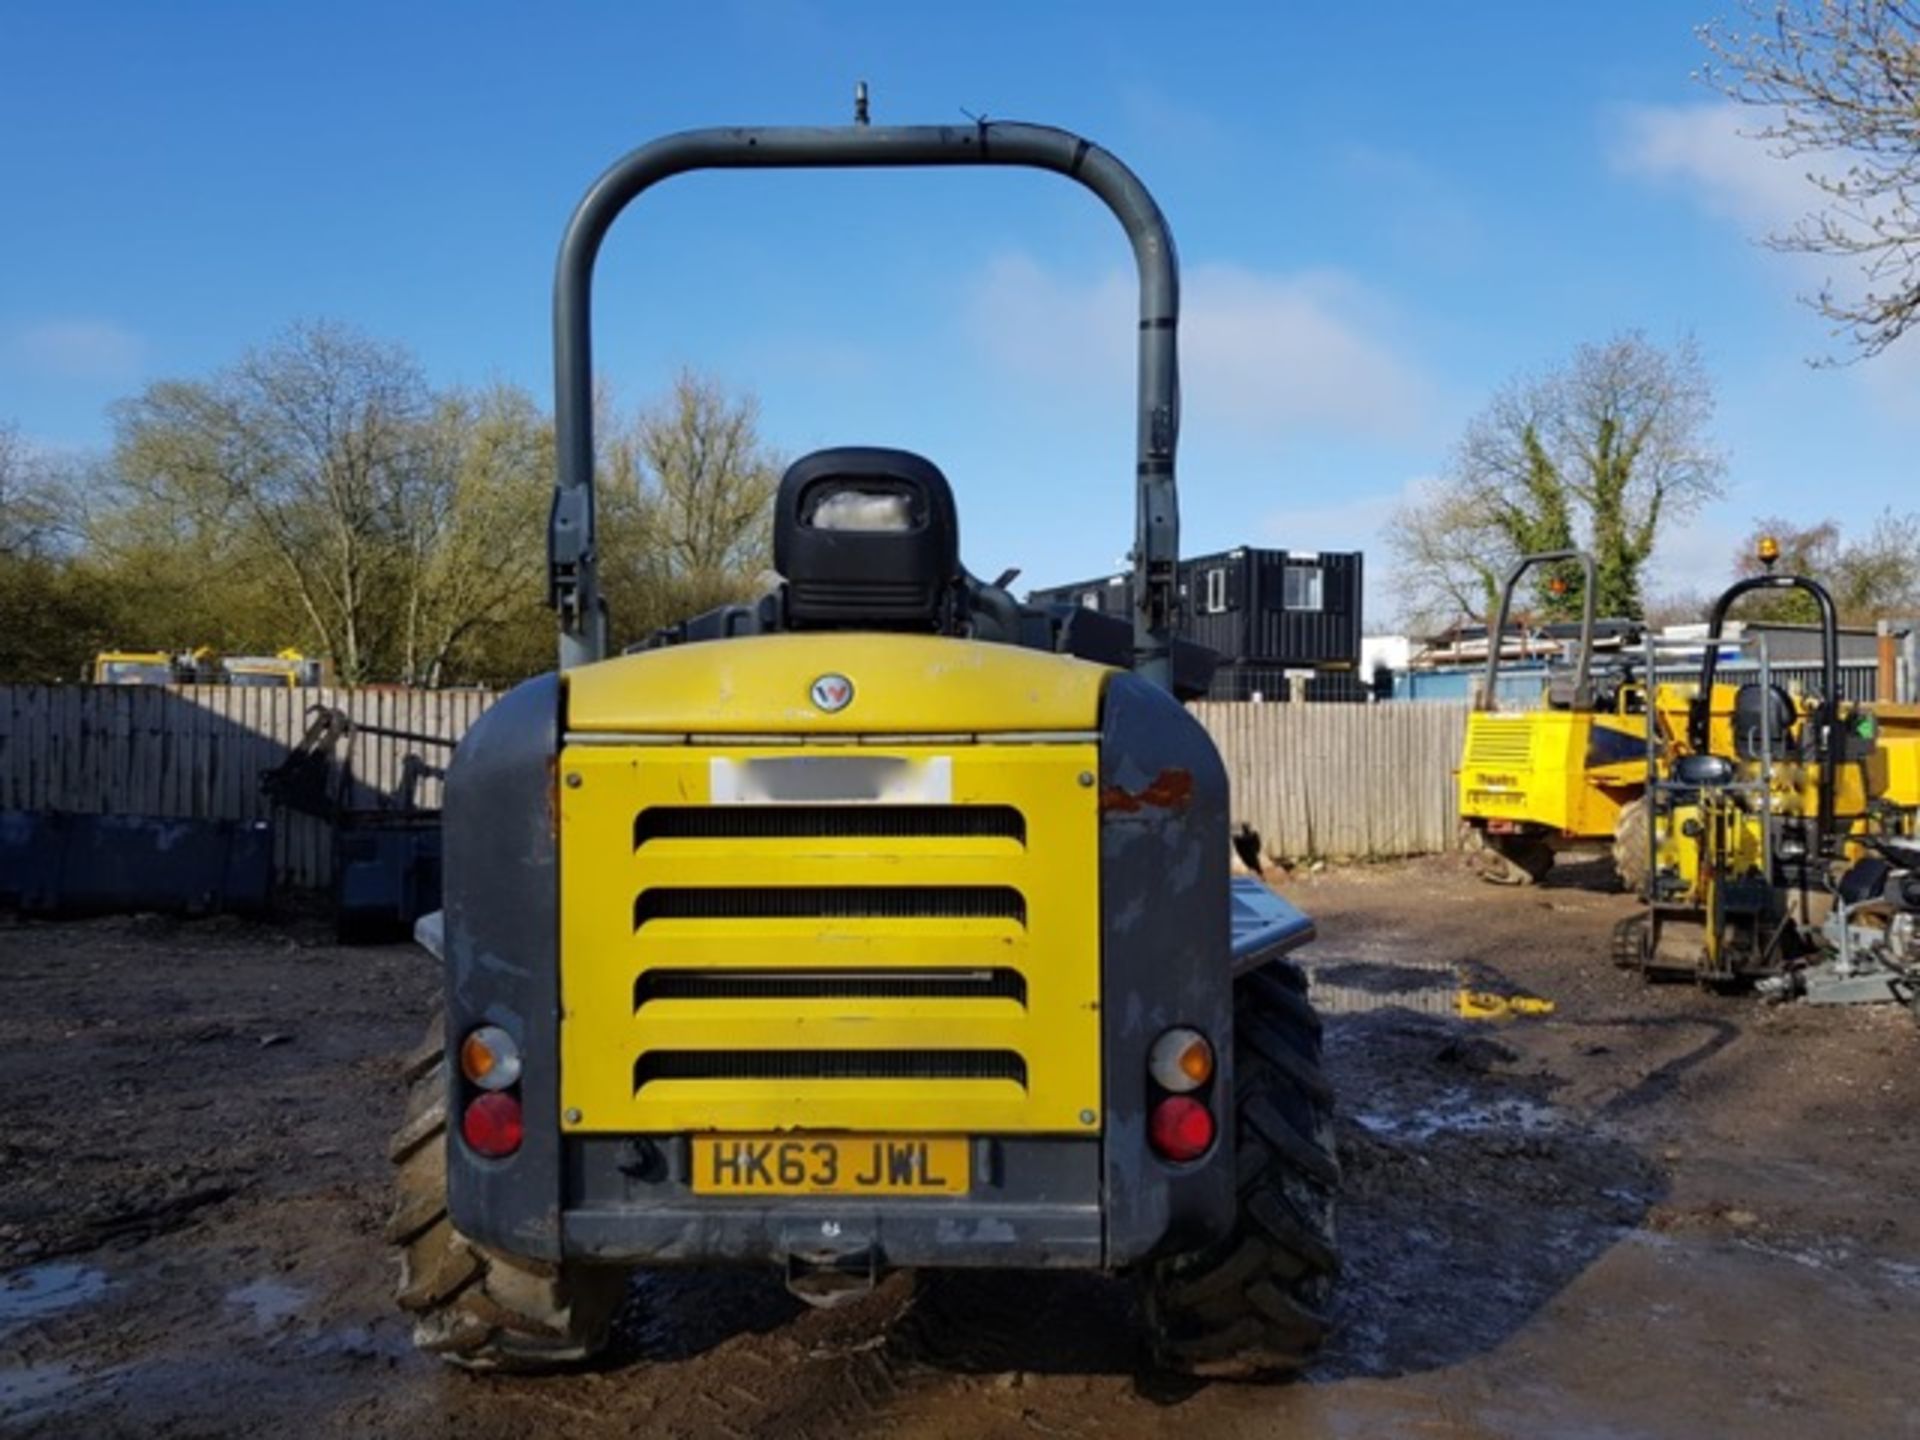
<box><xmin>91</xmin><ymin>650</ymin><xmax>188</xmax><ymax>685</ymax></box>
<box><xmin>1458</xmin><ymin>551</ymin><xmax>1650</xmax><ymax>885</ymax></box>
<box><xmin>89</xmin><ymin>647</ymin><xmax>216</xmax><ymax>684</ymax></box>
<box><xmin>218</xmin><ymin>649</ymin><xmax>328</xmax><ymax>687</ymax></box>
<box><xmin>88</xmin><ymin>647</ymin><xmax>326</xmax><ymax>687</ymax></box>
<box><xmin>386</xmin><ymin>114</ymin><xmax>1340</xmax><ymax>1381</ymax></box>
<box><xmin>1619</xmin><ymin>555</ymin><xmax>1918</xmax><ymax>990</ymax></box>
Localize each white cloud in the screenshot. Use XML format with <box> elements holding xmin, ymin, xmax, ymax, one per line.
<box><xmin>1610</xmin><ymin>101</ymin><xmax>1920</xmax><ymax>418</ymax></box>
<box><xmin>1608</xmin><ymin>101</ymin><xmax>1820</xmax><ymax>233</ymax></box>
<box><xmin>5</xmin><ymin>319</ymin><xmax>146</xmax><ymax>381</ymax></box>
<box><xmin>966</xmin><ymin>254</ymin><xmax>1433</xmax><ymax>441</ymax></box>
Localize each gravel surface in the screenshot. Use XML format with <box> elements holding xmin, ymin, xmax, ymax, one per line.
<box><xmin>3</xmin><ymin>855</ymin><xmax>1917</xmax><ymax>1438</ymax></box>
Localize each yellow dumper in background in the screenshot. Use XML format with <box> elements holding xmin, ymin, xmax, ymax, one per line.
<box><xmin>1457</xmin><ymin>551</ymin><xmax>1651</xmax><ymax>886</ymax></box>
<box><xmin>90</xmin><ymin>648</ymin><xmax>213</xmax><ymax>684</ymax></box>
<box><xmin>218</xmin><ymin>649</ymin><xmax>329</xmax><ymax>687</ymax></box>
<box><xmin>88</xmin><ymin>647</ymin><xmax>326</xmax><ymax>687</ymax></box>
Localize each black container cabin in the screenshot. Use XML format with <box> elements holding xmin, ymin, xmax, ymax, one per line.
<box><xmin>1030</xmin><ymin>546</ymin><xmax>1365</xmax><ymax>701</ymax></box>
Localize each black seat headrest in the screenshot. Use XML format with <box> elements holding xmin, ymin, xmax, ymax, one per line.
<box><xmin>773</xmin><ymin>447</ymin><xmax>960</xmax><ymax>630</ymax></box>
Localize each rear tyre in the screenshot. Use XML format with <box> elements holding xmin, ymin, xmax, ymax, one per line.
<box><xmin>1611</xmin><ymin>797</ymin><xmax>1650</xmax><ymax>896</ymax></box>
<box><xmin>1143</xmin><ymin>961</ymin><xmax>1339</xmax><ymax>1379</ymax></box>
<box><xmin>388</xmin><ymin>1014</ymin><xmax>628</xmax><ymax>1372</ymax></box>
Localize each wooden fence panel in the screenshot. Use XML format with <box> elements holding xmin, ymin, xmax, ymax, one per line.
<box><xmin>0</xmin><ymin>684</ymin><xmax>498</xmax><ymax>889</ymax></box>
<box><xmin>0</xmin><ymin>686</ymin><xmax>1468</xmax><ymax>888</ymax></box>
<box><xmin>1191</xmin><ymin>701</ymin><xmax>1467</xmax><ymax>861</ymax></box>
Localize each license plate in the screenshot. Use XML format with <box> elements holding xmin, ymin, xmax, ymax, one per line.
<box><xmin>690</xmin><ymin>1135</ymin><xmax>970</xmax><ymax>1196</ymax></box>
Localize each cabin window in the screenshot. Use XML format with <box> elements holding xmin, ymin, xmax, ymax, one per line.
<box><xmin>1202</xmin><ymin>567</ymin><xmax>1229</xmax><ymax>614</ymax></box>
<box><xmin>1283</xmin><ymin>564</ymin><xmax>1324</xmax><ymax>612</ymax></box>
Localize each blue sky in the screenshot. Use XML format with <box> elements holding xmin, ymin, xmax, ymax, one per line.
<box><xmin>2</xmin><ymin>1</ymin><xmax>1913</xmax><ymax>627</ymax></box>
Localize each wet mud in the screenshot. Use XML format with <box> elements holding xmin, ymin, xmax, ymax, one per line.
<box><xmin>3</xmin><ymin>857</ymin><xmax>1917</xmax><ymax>1437</ymax></box>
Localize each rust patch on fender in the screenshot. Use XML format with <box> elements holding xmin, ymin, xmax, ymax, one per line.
<box><xmin>1099</xmin><ymin>767</ymin><xmax>1194</xmax><ymax>815</ymax></box>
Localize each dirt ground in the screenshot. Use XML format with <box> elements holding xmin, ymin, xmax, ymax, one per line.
<box><xmin>3</xmin><ymin>854</ymin><xmax>1918</xmax><ymax>1439</ymax></box>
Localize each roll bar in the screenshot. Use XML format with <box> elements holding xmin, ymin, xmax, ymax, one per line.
<box><xmin>1688</xmin><ymin>573</ymin><xmax>1841</xmax><ymax>848</ymax></box>
<box><xmin>548</xmin><ymin>121</ymin><xmax>1182</xmax><ymax>689</ymax></box>
<box><xmin>1478</xmin><ymin>550</ymin><xmax>1597</xmax><ymax>712</ymax></box>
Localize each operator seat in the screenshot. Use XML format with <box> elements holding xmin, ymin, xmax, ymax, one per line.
<box><xmin>1732</xmin><ymin>682</ymin><xmax>1798</xmax><ymax>760</ymax></box>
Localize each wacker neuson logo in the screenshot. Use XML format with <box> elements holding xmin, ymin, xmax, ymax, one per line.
<box><xmin>809</xmin><ymin>673</ymin><xmax>854</xmax><ymax>712</ymax></box>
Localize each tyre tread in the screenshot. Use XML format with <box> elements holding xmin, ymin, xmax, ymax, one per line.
<box><xmin>388</xmin><ymin>1016</ymin><xmax>625</xmax><ymax>1372</ymax></box>
<box><xmin>1144</xmin><ymin>963</ymin><xmax>1339</xmax><ymax>1379</ymax></box>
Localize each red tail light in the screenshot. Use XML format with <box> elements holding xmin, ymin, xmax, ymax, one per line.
<box><xmin>1149</xmin><ymin>1096</ymin><xmax>1214</xmax><ymax>1162</ymax></box>
<box><xmin>462</xmin><ymin>1091</ymin><xmax>524</xmax><ymax>1158</ymax></box>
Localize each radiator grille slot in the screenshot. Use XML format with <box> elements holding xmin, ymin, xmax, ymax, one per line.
<box><xmin>635</xmin><ymin>1049</ymin><xmax>1028</xmax><ymax>1087</ymax></box>
<box><xmin>635</xmin><ymin>805</ymin><xmax>1025</xmax><ymax>846</ymax></box>
<box><xmin>1466</xmin><ymin>723</ymin><xmax>1533</xmax><ymax>768</ymax></box>
<box><xmin>635</xmin><ymin>968</ymin><xmax>1028</xmax><ymax>1005</ymax></box>
<box><xmin>634</xmin><ymin>886</ymin><xmax>1027</xmax><ymax>927</ymax></box>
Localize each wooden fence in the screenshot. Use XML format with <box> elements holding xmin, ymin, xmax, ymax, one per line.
<box><xmin>1192</xmin><ymin>701</ymin><xmax>1469</xmax><ymax>861</ymax></box>
<box><xmin>0</xmin><ymin>686</ymin><xmax>495</xmax><ymax>888</ymax></box>
<box><xmin>0</xmin><ymin>686</ymin><xmax>1469</xmax><ymax>889</ymax></box>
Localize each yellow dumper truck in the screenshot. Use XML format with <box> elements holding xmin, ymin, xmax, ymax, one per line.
<box><xmin>390</xmin><ymin>116</ymin><xmax>1339</xmax><ymax>1380</ymax></box>
<box><xmin>1457</xmin><ymin>551</ymin><xmax>1649</xmax><ymax>885</ymax></box>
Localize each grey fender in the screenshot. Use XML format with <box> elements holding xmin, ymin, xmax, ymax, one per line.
<box><xmin>1098</xmin><ymin>673</ymin><xmax>1236</xmax><ymax>1264</ymax></box>
<box><xmin>441</xmin><ymin>672</ymin><xmax>565</xmax><ymax>1260</ymax></box>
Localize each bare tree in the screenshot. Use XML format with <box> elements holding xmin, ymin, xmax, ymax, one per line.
<box><xmin>1392</xmin><ymin>333</ymin><xmax>1725</xmax><ymax>630</ymax></box>
<box><xmin>93</xmin><ymin>342</ymin><xmax>790</xmax><ymax>683</ymax></box>
<box><xmin>1406</xmin><ymin>401</ymin><xmax>1583</xmax><ymax>624</ymax></box>
<box><xmin>599</xmin><ymin>371</ymin><xmax>782</xmax><ymax>646</ymax></box>
<box><xmin>1702</xmin><ymin>1</ymin><xmax>1920</xmax><ymax>358</ymax></box>
<box><xmin>1391</xmin><ymin>469</ymin><xmax>1563</xmax><ymax>632</ymax></box>
<box><xmin>1734</xmin><ymin>510</ymin><xmax>1920</xmax><ymax>621</ymax></box>
<box><xmin>1558</xmin><ymin>335</ymin><xmax>1726</xmax><ymax>614</ymax></box>
<box><xmin>109</xmin><ymin>322</ymin><xmax>430</xmax><ymax>681</ymax></box>
<box><xmin>0</xmin><ymin>425</ymin><xmax>112</xmax><ymax>681</ymax></box>
<box><xmin>0</xmin><ymin>424</ymin><xmax>66</xmax><ymax>560</ymax></box>
<box><xmin>395</xmin><ymin>385</ymin><xmax>549</xmax><ymax>686</ymax></box>
<box><xmin>1832</xmin><ymin>508</ymin><xmax>1920</xmax><ymax>615</ymax></box>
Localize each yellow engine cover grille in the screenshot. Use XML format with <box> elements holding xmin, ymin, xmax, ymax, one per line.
<box><xmin>1463</xmin><ymin>714</ymin><xmax>1535</xmax><ymax>769</ymax></box>
<box><xmin>557</xmin><ymin>742</ymin><xmax>1102</xmax><ymax>1136</ymax></box>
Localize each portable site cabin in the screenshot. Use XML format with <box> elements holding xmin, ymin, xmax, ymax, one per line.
<box><xmin>1029</xmin><ymin>546</ymin><xmax>1365</xmax><ymax>701</ymax></box>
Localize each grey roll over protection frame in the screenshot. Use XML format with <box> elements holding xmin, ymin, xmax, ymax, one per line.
<box><xmin>1690</xmin><ymin>571</ymin><xmax>1842</xmax><ymax>851</ymax></box>
<box><xmin>547</xmin><ymin>121</ymin><xmax>1183</xmax><ymax>690</ymax></box>
<box><xmin>1480</xmin><ymin>549</ymin><xmax>1599</xmax><ymax>712</ymax></box>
